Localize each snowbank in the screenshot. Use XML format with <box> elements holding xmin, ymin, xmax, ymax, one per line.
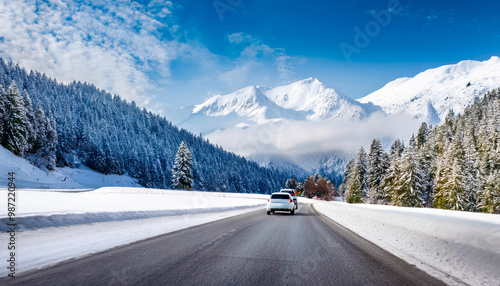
<box><xmin>312</xmin><ymin>200</ymin><xmax>500</xmax><ymax>286</ymax></box>
<box><xmin>0</xmin><ymin>188</ymin><xmax>268</xmax><ymax>276</ymax></box>
<box><xmin>1</xmin><ymin>187</ymin><xmax>267</xmax><ymax>218</ymax></box>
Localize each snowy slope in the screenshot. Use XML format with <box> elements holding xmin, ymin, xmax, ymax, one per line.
<box><xmin>0</xmin><ymin>145</ymin><xmax>139</xmax><ymax>189</ymax></box>
<box><xmin>0</xmin><ymin>145</ymin><xmax>83</xmax><ymax>188</ymax></box>
<box><xmin>313</xmin><ymin>200</ymin><xmax>500</xmax><ymax>286</ymax></box>
<box><xmin>358</xmin><ymin>56</ymin><xmax>500</xmax><ymax>123</ymax></box>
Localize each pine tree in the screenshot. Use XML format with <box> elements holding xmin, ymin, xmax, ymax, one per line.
<box><xmin>29</xmin><ymin>107</ymin><xmax>57</xmax><ymax>170</ymax></box>
<box><xmin>367</xmin><ymin>139</ymin><xmax>388</xmax><ymax>204</ymax></box>
<box><xmin>434</xmin><ymin>137</ymin><xmax>468</xmax><ymax>210</ymax></box>
<box><xmin>418</xmin><ymin>133</ymin><xmax>436</xmax><ymax>207</ymax></box>
<box><xmin>2</xmin><ymin>82</ymin><xmax>28</xmax><ymax>156</ymax></box>
<box><xmin>394</xmin><ymin>145</ymin><xmax>425</xmax><ymax>207</ymax></box>
<box><xmin>172</xmin><ymin>141</ymin><xmax>194</xmax><ymax>190</ymax></box>
<box><xmin>381</xmin><ymin>156</ymin><xmax>401</xmax><ymax>204</ymax></box>
<box><xmin>339</xmin><ymin>159</ymin><xmax>355</xmax><ymax>199</ymax></box>
<box><xmin>462</xmin><ymin>117</ymin><xmax>479</xmax><ymax>211</ymax></box>
<box><xmin>477</xmin><ymin>170</ymin><xmax>500</xmax><ymax>214</ymax></box>
<box><xmin>346</xmin><ymin>147</ymin><xmax>368</xmax><ymax>203</ymax></box>
<box><xmin>22</xmin><ymin>90</ymin><xmax>36</xmax><ymax>153</ymax></box>
<box><xmin>389</xmin><ymin>138</ymin><xmax>405</xmax><ymax>160</ymax></box>
<box><xmin>416</xmin><ymin>122</ymin><xmax>429</xmax><ymax>148</ymax></box>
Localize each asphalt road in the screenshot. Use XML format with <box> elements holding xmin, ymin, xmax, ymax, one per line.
<box><xmin>3</xmin><ymin>204</ymin><xmax>446</xmax><ymax>286</ymax></box>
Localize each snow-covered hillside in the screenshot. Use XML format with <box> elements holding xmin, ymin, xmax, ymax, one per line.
<box><xmin>178</xmin><ymin>78</ymin><xmax>379</xmax><ymax>134</ymax></box>
<box><xmin>0</xmin><ymin>145</ymin><xmax>139</xmax><ymax>189</ymax></box>
<box><xmin>358</xmin><ymin>56</ymin><xmax>500</xmax><ymax>123</ymax></box>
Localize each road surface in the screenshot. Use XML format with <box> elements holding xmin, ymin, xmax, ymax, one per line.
<box><xmin>3</xmin><ymin>203</ymin><xmax>445</xmax><ymax>285</ymax></box>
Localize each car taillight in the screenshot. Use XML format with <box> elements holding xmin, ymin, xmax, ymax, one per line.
<box><xmin>268</xmin><ymin>199</ymin><xmax>270</xmax><ymax>202</ymax></box>
<box><xmin>290</xmin><ymin>198</ymin><xmax>293</xmax><ymax>203</ymax></box>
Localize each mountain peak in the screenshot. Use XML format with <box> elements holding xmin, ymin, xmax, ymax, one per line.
<box><xmin>299</xmin><ymin>77</ymin><xmax>320</xmax><ymax>84</ymax></box>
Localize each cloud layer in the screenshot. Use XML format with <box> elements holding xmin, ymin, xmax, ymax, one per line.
<box><xmin>205</xmin><ymin>112</ymin><xmax>421</xmax><ymax>157</ymax></box>
<box><xmin>0</xmin><ymin>0</ymin><xmax>178</xmax><ymax>105</ymax></box>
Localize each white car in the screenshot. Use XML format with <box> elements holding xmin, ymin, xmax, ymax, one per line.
<box><xmin>280</xmin><ymin>189</ymin><xmax>298</xmax><ymax>209</ymax></box>
<box><xmin>267</xmin><ymin>192</ymin><xmax>295</xmax><ymax>215</ymax></box>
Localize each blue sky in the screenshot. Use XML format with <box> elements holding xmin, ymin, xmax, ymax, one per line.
<box><xmin>1</xmin><ymin>0</ymin><xmax>499</xmax><ymax>116</ymax></box>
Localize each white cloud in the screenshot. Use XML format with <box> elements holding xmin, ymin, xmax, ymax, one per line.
<box><xmin>0</xmin><ymin>2</ymin><xmax>308</xmax><ymax>114</ymax></box>
<box><xmin>205</xmin><ymin>112</ymin><xmax>421</xmax><ymax>157</ymax></box>
<box><xmin>228</xmin><ymin>32</ymin><xmax>253</xmax><ymax>44</ymax></box>
<box><xmin>0</xmin><ymin>0</ymin><xmax>178</xmax><ymax>105</ymax></box>
<box><xmin>226</xmin><ymin>32</ymin><xmax>302</xmax><ymax>80</ymax></box>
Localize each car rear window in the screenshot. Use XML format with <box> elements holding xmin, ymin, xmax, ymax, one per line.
<box><xmin>271</xmin><ymin>194</ymin><xmax>290</xmax><ymax>200</ymax></box>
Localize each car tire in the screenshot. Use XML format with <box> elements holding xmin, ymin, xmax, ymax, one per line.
<box><xmin>290</xmin><ymin>209</ymin><xmax>295</xmax><ymax>215</ymax></box>
<box><xmin>267</xmin><ymin>211</ymin><xmax>270</xmax><ymax>215</ymax></box>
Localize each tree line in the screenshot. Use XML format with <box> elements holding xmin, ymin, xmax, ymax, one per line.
<box><xmin>0</xmin><ymin>82</ymin><xmax>57</xmax><ymax>170</ymax></box>
<box><xmin>340</xmin><ymin>89</ymin><xmax>500</xmax><ymax>214</ymax></box>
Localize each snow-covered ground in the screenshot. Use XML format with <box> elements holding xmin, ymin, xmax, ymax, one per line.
<box><xmin>0</xmin><ymin>188</ymin><xmax>268</xmax><ymax>276</ymax></box>
<box><xmin>0</xmin><ymin>145</ymin><xmax>140</xmax><ymax>189</ymax></box>
<box><xmin>312</xmin><ymin>199</ymin><xmax>500</xmax><ymax>286</ymax></box>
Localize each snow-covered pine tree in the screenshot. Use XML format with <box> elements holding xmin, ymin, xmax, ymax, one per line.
<box><xmin>434</xmin><ymin>135</ymin><xmax>468</xmax><ymax>210</ymax></box>
<box><xmin>29</xmin><ymin>107</ymin><xmax>57</xmax><ymax>170</ymax></box>
<box><xmin>22</xmin><ymin>89</ymin><xmax>36</xmax><ymax>153</ymax></box>
<box><xmin>389</xmin><ymin>138</ymin><xmax>405</xmax><ymax>161</ymax></box>
<box><xmin>382</xmin><ymin>138</ymin><xmax>409</xmax><ymax>203</ymax></box>
<box><xmin>2</xmin><ymin>82</ymin><xmax>28</xmax><ymax>156</ymax></box>
<box><xmin>476</xmin><ymin>170</ymin><xmax>500</xmax><ymax>214</ymax></box>
<box><xmin>461</xmin><ymin>116</ymin><xmax>479</xmax><ymax>211</ymax></box>
<box><xmin>393</xmin><ymin>144</ymin><xmax>425</xmax><ymax>207</ymax></box>
<box><xmin>32</xmin><ymin>107</ymin><xmax>47</xmax><ymax>153</ymax></box>
<box><xmin>418</xmin><ymin>128</ymin><xmax>436</xmax><ymax>207</ymax></box>
<box><xmin>416</xmin><ymin>122</ymin><xmax>429</xmax><ymax>148</ymax></box>
<box><xmin>172</xmin><ymin>141</ymin><xmax>194</xmax><ymax>190</ymax></box>
<box><xmin>367</xmin><ymin>139</ymin><xmax>388</xmax><ymax>204</ymax></box>
<box><xmin>346</xmin><ymin>147</ymin><xmax>368</xmax><ymax>203</ymax></box>
<box><xmin>339</xmin><ymin>159</ymin><xmax>355</xmax><ymax>199</ymax></box>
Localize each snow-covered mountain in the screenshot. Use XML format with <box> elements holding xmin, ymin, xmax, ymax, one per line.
<box><xmin>358</xmin><ymin>56</ymin><xmax>500</xmax><ymax>123</ymax></box>
<box><xmin>178</xmin><ymin>78</ymin><xmax>380</xmax><ymax>134</ymax></box>
<box><xmin>260</xmin><ymin>78</ymin><xmax>380</xmax><ymax>121</ymax></box>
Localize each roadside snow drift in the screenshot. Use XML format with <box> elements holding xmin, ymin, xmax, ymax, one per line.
<box><xmin>312</xmin><ymin>200</ymin><xmax>500</xmax><ymax>286</ymax></box>
<box><xmin>0</xmin><ymin>188</ymin><xmax>268</xmax><ymax>276</ymax></box>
